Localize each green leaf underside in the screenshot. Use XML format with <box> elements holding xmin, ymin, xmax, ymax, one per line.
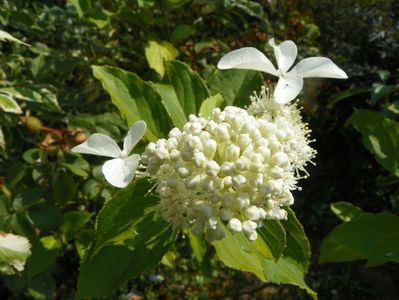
<box><xmin>213</xmin><ymin>209</ymin><xmax>315</xmax><ymax>298</ymax></box>
<box><xmin>76</xmin><ymin>179</ymin><xmax>174</xmax><ymax>298</ymax></box>
<box><xmin>208</xmin><ymin>69</ymin><xmax>263</xmax><ymax>107</ymax></box>
<box><xmin>319</xmin><ymin>211</ymin><xmax>399</xmax><ymax>267</ymax></box>
<box><xmin>351</xmin><ymin>109</ymin><xmax>399</xmax><ymax>177</ymax></box>
<box><xmin>165</xmin><ymin>60</ymin><xmax>210</xmax><ymax>116</ymax></box>
<box><xmin>92</xmin><ymin>65</ymin><xmax>169</xmax><ymax>141</ymax></box>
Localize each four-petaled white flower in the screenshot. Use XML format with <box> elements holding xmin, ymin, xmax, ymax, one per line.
<box><xmin>72</xmin><ymin>121</ymin><xmax>146</xmax><ymax>188</ymax></box>
<box><xmin>217</xmin><ymin>38</ymin><xmax>348</xmax><ymax>104</ymax></box>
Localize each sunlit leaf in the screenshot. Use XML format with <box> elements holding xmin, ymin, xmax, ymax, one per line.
<box><xmin>0</xmin><ymin>29</ymin><xmax>30</xmax><ymax>46</ymax></box>
<box><xmin>208</xmin><ymin>69</ymin><xmax>263</xmax><ymax>107</ymax></box>
<box><xmin>0</xmin><ymin>94</ymin><xmax>22</xmax><ymax>114</ymax></box>
<box><xmin>165</xmin><ymin>60</ymin><xmax>210</xmax><ymax>116</ymax></box>
<box><xmin>92</xmin><ymin>65</ymin><xmax>170</xmax><ymax>141</ymax></box>
<box><xmin>198</xmin><ymin>94</ymin><xmax>224</xmax><ymax>119</ymax></box>
<box><xmin>145</xmin><ymin>40</ymin><xmax>178</xmax><ymax>77</ymax></box>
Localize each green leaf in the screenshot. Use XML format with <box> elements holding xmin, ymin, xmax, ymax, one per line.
<box><xmin>76</xmin><ymin>179</ymin><xmax>175</xmax><ymax>298</ymax></box>
<box><xmin>68</xmin><ymin>0</ymin><xmax>112</xmax><ymax>29</ymax></box>
<box><xmin>92</xmin><ymin>65</ymin><xmax>169</xmax><ymax>141</ymax></box>
<box><xmin>198</xmin><ymin>94</ymin><xmax>224</xmax><ymax>119</ymax></box>
<box><xmin>282</xmin><ymin>208</ymin><xmax>311</xmax><ymax>272</ymax></box>
<box><xmin>145</xmin><ymin>40</ymin><xmax>179</xmax><ymax>77</ymax></box>
<box><xmin>171</xmin><ymin>24</ymin><xmax>195</xmax><ymax>42</ymax></box>
<box><xmin>0</xmin><ymin>87</ymin><xmax>61</xmax><ymax>112</ymax></box>
<box><xmin>213</xmin><ymin>227</ymin><xmax>266</xmax><ymax>281</ymax></box>
<box><xmin>0</xmin><ymin>233</ymin><xmax>31</xmax><ymax>275</ymax></box>
<box><xmin>60</xmin><ymin>211</ymin><xmax>93</xmax><ymax>242</ymax></box>
<box><xmin>26</xmin><ymin>236</ymin><xmax>60</xmax><ymax>279</ymax></box>
<box><xmin>13</xmin><ymin>188</ymin><xmax>44</xmax><ymax>211</ymax></box>
<box><xmin>60</xmin><ymin>152</ymin><xmax>90</xmax><ymax>177</ymax></box>
<box><xmin>256</xmin><ymin>219</ymin><xmax>286</xmax><ymax>260</ymax></box>
<box><xmin>0</xmin><ymin>94</ymin><xmax>22</xmax><ymax>114</ymax></box>
<box><xmin>351</xmin><ymin>109</ymin><xmax>399</xmax><ymax>177</ymax></box>
<box><xmin>153</xmin><ymin>83</ymin><xmax>187</xmax><ymax>128</ymax></box>
<box><xmin>27</xmin><ymin>273</ymin><xmax>55</xmax><ymax>300</ymax></box>
<box><xmin>327</xmin><ymin>86</ymin><xmax>370</xmax><ymax>109</ymax></box>
<box><xmin>371</xmin><ymin>82</ymin><xmax>393</xmax><ymax>105</ymax></box>
<box><xmin>330</xmin><ymin>201</ymin><xmax>363</xmax><ymax>222</ymax></box>
<box><xmin>51</xmin><ymin>171</ymin><xmax>77</xmax><ymax>204</ymax></box>
<box><xmin>27</xmin><ymin>203</ymin><xmax>62</xmax><ymax>231</ymax></box>
<box><xmin>208</xmin><ymin>69</ymin><xmax>263</xmax><ymax>107</ymax></box>
<box><xmin>165</xmin><ymin>60</ymin><xmax>210</xmax><ymax>116</ymax></box>
<box><xmin>188</xmin><ymin>232</ymin><xmax>206</xmax><ymax>264</ymax></box>
<box><xmin>0</xmin><ymin>126</ymin><xmax>5</xmax><ymax>153</ymax></box>
<box><xmin>213</xmin><ymin>222</ymin><xmax>316</xmax><ymax>298</ymax></box>
<box><xmin>0</xmin><ymin>29</ymin><xmax>30</xmax><ymax>46</ymax></box>
<box><xmin>319</xmin><ymin>212</ymin><xmax>399</xmax><ymax>267</ymax></box>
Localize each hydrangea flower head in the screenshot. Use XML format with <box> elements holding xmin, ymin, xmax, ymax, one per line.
<box><xmin>217</xmin><ymin>38</ymin><xmax>347</xmax><ymax>104</ymax></box>
<box><xmin>72</xmin><ymin>121</ymin><xmax>146</xmax><ymax>188</ymax></box>
<box><xmin>142</xmin><ymin>90</ymin><xmax>315</xmax><ymax>242</ymax></box>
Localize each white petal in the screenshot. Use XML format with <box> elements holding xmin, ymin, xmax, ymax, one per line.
<box><xmin>292</xmin><ymin>57</ymin><xmax>348</xmax><ymax>79</ymax></box>
<box><xmin>269</xmin><ymin>38</ymin><xmax>297</xmax><ymax>73</ymax></box>
<box><xmin>102</xmin><ymin>155</ymin><xmax>140</xmax><ymax>188</ymax></box>
<box><xmin>273</xmin><ymin>73</ymin><xmax>304</xmax><ymax>104</ymax></box>
<box><xmin>217</xmin><ymin>47</ymin><xmax>277</xmax><ymax>76</ymax></box>
<box><xmin>71</xmin><ymin>133</ymin><xmax>121</xmax><ymax>158</ymax></box>
<box><xmin>123</xmin><ymin>120</ymin><xmax>147</xmax><ymax>155</ymax></box>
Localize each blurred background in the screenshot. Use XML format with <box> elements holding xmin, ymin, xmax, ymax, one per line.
<box><xmin>0</xmin><ymin>0</ymin><xmax>398</xmax><ymax>299</ymax></box>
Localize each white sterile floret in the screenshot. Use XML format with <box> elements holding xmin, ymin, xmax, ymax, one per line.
<box><xmin>72</xmin><ymin>121</ymin><xmax>147</xmax><ymax>188</ymax></box>
<box><xmin>217</xmin><ymin>38</ymin><xmax>347</xmax><ymax>104</ymax></box>
<box><xmin>142</xmin><ymin>90</ymin><xmax>315</xmax><ymax>242</ymax></box>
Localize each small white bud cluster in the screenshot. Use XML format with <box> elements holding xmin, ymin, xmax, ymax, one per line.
<box><xmin>141</xmin><ymin>88</ymin><xmax>316</xmax><ymax>242</ymax></box>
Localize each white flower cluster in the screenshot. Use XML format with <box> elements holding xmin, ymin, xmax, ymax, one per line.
<box><xmin>141</xmin><ymin>88</ymin><xmax>316</xmax><ymax>242</ymax></box>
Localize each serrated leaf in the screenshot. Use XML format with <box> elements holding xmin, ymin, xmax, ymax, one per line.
<box><xmin>0</xmin><ymin>233</ymin><xmax>31</xmax><ymax>275</ymax></box>
<box><xmin>319</xmin><ymin>211</ymin><xmax>399</xmax><ymax>267</ymax></box>
<box><xmin>213</xmin><ymin>222</ymin><xmax>316</xmax><ymax>298</ymax></box>
<box><xmin>76</xmin><ymin>179</ymin><xmax>175</xmax><ymax>298</ymax></box>
<box><xmin>330</xmin><ymin>201</ymin><xmax>363</xmax><ymax>222</ymax></box>
<box><xmin>0</xmin><ymin>94</ymin><xmax>22</xmax><ymax>114</ymax></box>
<box><xmin>145</xmin><ymin>40</ymin><xmax>178</xmax><ymax>77</ymax></box>
<box><xmin>165</xmin><ymin>60</ymin><xmax>210</xmax><ymax>116</ymax></box>
<box><xmin>351</xmin><ymin>109</ymin><xmax>399</xmax><ymax>177</ymax></box>
<box><xmin>282</xmin><ymin>208</ymin><xmax>311</xmax><ymax>272</ymax></box>
<box><xmin>208</xmin><ymin>69</ymin><xmax>263</xmax><ymax>107</ymax></box>
<box><xmin>92</xmin><ymin>65</ymin><xmax>169</xmax><ymax>141</ymax></box>
<box><xmin>198</xmin><ymin>94</ymin><xmax>224</xmax><ymax>119</ymax></box>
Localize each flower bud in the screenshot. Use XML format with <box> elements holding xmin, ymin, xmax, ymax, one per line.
<box><xmin>227</xmin><ymin>218</ymin><xmax>242</xmax><ymax>233</ymax></box>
